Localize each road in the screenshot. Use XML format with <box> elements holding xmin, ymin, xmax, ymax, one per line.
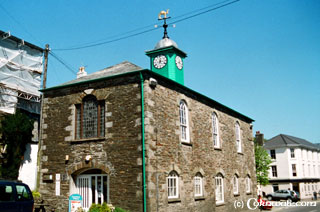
<box><xmin>271</xmin><ymin>200</ymin><xmax>319</xmax><ymax>212</ymax></box>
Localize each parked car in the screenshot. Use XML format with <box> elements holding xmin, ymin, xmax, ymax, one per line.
<box><xmin>266</xmin><ymin>189</ymin><xmax>299</xmax><ymax>202</ymax></box>
<box><xmin>293</xmin><ymin>191</ymin><xmax>300</xmax><ymax>201</ymax></box>
<box><xmin>0</xmin><ymin>180</ymin><xmax>34</xmax><ymax>212</ymax></box>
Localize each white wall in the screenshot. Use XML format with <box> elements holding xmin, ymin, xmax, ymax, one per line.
<box><xmin>263</xmin><ymin>146</ymin><xmax>320</xmax><ymax>200</ymax></box>
<box><xmin>18</xmin><ymin>143</ymin><xmax>38</xmax><ymax>190</ymax></box>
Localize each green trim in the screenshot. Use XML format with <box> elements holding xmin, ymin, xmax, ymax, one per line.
<box><xmin>140</xmin><ymin>73</ymin><xmax>147</xmax><ymax>212</ymax></box>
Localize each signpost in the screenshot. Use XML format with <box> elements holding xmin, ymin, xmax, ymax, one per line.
<box><xmin>69</xmin><ymin>194</ymin><xmax>83</xmax><ymax>212</ymax></box>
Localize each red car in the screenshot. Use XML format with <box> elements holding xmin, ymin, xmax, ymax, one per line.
<box><xmin>258</xmin><ymin>196</ymin><xmax>272</xmax><ymax>210</ymax></box>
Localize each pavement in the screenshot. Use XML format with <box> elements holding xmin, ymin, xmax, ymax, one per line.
<box><xmin>268</xmin><ymin>198</ymin><xmax>320</xmax><ymax>212</ymax></box>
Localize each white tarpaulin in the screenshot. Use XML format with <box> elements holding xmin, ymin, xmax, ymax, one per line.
<box><xmin>0</xmin><ymin>86</ymin><xmax>18</xmax><ymax>114</ymax></box>
<box><xmin>0</xmin><ymin>34</ymin><xmax>43</xmax><ymax>114</ymax></box>
<box><xmin>0</xmin><ymin>38</ymin><xmax>43</xmax><ymax>96</ymax></box>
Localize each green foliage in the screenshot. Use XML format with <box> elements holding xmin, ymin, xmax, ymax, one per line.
<box><xmin>0</xmin><ymin>110</ymin><xmax>34</xmax><ymax>179</ymax></box>
<box><xmin>32</xmin><ymin>191</ymin><xmax>41</xmax><ymax>198</ymax></box>
<box><xmin>88</xmin><ymin>203</ymin><xmax>111</xmax><ymax>212</ymax></box>
<box><xmin>75</xmin><ymin>207</ymin><xmax>85</xmax><ymax>212</ymax></box>
<box><xmin>254</xmin><ymin>142</ymin><xmax>272</xmax><ymax>186</ymax></box>
<box><xmin>114</xmin><ymin>207</ymin><xmax>129</xmax><ymax>212</ymax></box>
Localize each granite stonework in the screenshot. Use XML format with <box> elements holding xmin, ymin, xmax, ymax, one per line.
<box><xmin>39</xmin><ymin>71</ymin><xmax>256</xmax><ymax>212</ymax></box>
<box><xmin>143</xmin><ymin>76</ymin><xmax>256</xmax><ymax>212</ymax></box>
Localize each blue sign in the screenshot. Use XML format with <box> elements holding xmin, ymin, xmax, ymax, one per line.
<box><xmin>69</xmin><ymin>194</ymin><xmax>83</xmax><ymax>212</ymax></box>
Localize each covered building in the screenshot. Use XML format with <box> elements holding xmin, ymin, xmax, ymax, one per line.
<box><xmin>0</xmin><ymin>30</ymin><xmax>43</xmax><ymax>190</ymax></box>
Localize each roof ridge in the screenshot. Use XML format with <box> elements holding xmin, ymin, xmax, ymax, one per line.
<box><xmin>280</xmin><ymin>134</ymin><xmax>288</xmax><ymax>145</ymax></box>
<box><xmin>282</xmin><ymin>134</ymin><xmax>300</xmax><ymax>145</ymax></box>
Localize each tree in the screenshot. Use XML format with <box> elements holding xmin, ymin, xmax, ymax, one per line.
<box><xmin>254</xmin><ymin>139</ymin><xmax>272</xmax><ymax>186</ymax></box>
<box><xmin>0</xmin><ymin>110</ymin><xmax>33</xmax><ymax>179</ymax></box>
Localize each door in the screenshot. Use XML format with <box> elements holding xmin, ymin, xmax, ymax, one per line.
<box><xmin>77</xmin><ymin>174</ymin><xmax>108</xmax><ymax>211</ymax></box>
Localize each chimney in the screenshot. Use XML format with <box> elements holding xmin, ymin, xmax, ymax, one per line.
<box><xmin>255</xmin><ymin>131</ymin><xmax>264</xmax><ymax>146</ymax></box>
<box><xmin>77</xmin><ymin>66</ymin><xmax>87</xmax><ymax>79</ymax></box>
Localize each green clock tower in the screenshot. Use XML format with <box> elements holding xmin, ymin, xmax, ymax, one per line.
<box><xmin>146</xmin><ymin>12</ymin><xmax>187</xmax><ymax>85</ymax></box>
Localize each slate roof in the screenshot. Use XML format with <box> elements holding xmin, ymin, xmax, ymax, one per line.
<box><xmin>264</xmin><ymin>134</ymin><xmax>319</xmax><ymax>151</ymax></box>
<box><xmin>61</xmin><ymin>61</ymin><xmax>142</xmax><ymax>86</ymax></box>
<box><xmin>42</xmin><ymin>61</ymin><xmax>254</xmax><ymax>123</ymax></box>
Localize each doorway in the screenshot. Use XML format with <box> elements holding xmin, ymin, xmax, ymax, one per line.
<box><xmin>76</xmin><ymin>169</ymin><xmax>109</xmax><ymax>210</ymax></box>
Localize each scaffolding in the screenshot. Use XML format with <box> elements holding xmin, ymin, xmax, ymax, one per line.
<box><xmin>0</xmin><ymin>30</ymin><xmax>44</xmax><ymax>114</ymax></box>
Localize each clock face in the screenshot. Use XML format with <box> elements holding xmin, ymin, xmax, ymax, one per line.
<box><xmin>153</xmin><ymin>55</ymin><xmax>167</xmax><ymax>69</ymax></box>
<box><xmin>175</xmin><ymin>55</ymin><xmax>183</xmax><ymax>70</ymax></box>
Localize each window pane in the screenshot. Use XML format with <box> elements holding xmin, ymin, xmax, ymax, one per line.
<box><xmin>103</xmin><ymin>176</ymin><xmax>108</xmax><ymax>202</ymax></box>
<box><xmin>16</xmin><ymin>185</ymin><xmax>32</xmax><ymax>201</ymax></box>
<box><xmin>0</xmin><ymin>185</ymin><xmax>14</xmax><ymax>201</ymax></box>
<box><xmin>179</xmin><ymin>101</ymin><xmax>189</xmax><ymax>142</ymax></box>
<box><xmin>100</xmin><ymin>103</ymin><xmax>105</xmax><ymax>137</ymax></box>
<box><xmin>76</xmin><ymin>105</ymin><xmax>81</xmax><ymax>139</ymax></box>
<box><xmin>83</xmin><ymin>97</ymin><xmax>98</xmax><ymax>138</ymax></box>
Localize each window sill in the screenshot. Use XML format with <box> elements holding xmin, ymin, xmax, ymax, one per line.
<box><xmin>246</xmin><ymin>192</ymin><xmax>252</xmax><ymax>195</ymax></box>
<box><xmin>194</xmin><ymin>196</ymin><xmax>205</xmax><ymax>201</ymax></box>
<box><xmin>71</xmin><ymin>137</ymin><xmax>105</xmax><ymax>143</ymax></box>
<box><xmin>214</xmin><ymin>147</ymin><xmax>222</xmax><ymax>151</ymax></box>
<box><xmin>181</xmin><ymin>141</ymin><xmax>192</xmax><ymax>147</ymax></box>
<box><xmin>237</xmin><ymin>152</ymin><xmax>244</xmax><ymax>155</ymax></box>
<box><xmin>168</xmin><ymin>198</ymin><xmax>181</xmax><ymax>203</ymax></box>
<box><xmin>216</xmin><ymin>201</ymin><xmax>225</xmax><ymax>207</ymax></box>
<box><xmin>233</xmin><ymin>193</ymin><xmax>240</xmax><ymax>197</ymax></box>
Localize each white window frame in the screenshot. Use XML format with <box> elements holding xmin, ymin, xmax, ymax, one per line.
<box><xmin>167</xmin><ymin>171</ymin><xmax>179</xmax><ymax>199</ymax></box>
<box><xmin>179</xmin><ymin>100</ymin><xmax>190</xmax><ymax>143</ymax></box>
<box><xmin>271</xmin><ymin>166</ymin><xmax>277</xmax><ymax>177</ymax></box>
<box><xmin>233</xmin><ymin>175</ymin><xmax>239</xmax><ymax>195</ymax></box>
<box><xmin>212</xmin><ymin>112</ymin><xmax>220</xmax><ymax>148</ymax></box>
<box><xmin>235</xmin><ymin>121</ymin><xmax>241</xmax><ymax>153</ymax></box>
<box><xmin>215</xmin><ymin>174</ymin><xmax>224</xmax><ymax>204</ymax></box>
<box><xmin>292</xmin><ymin>164</ymin><xmax>297</xmax><ymax>177</ymax></box>
<box><xmin>270</xmin><ymin>149</ymin><xmax>276</xmax><ymax>159</ymax></box>
<box><xmin>194</xmin><ymin>173</ymin><xmax>203</xmax><ymax>197</ymax></box>
<box><xmin>290</xmin><ymin>148</ymin><xmax>295</xmax><ymax>158</ymax></box>
<box><xmin>246</xmin><ymin>175</ymin><xmax>251</xmax><ymax>193</ymax></box>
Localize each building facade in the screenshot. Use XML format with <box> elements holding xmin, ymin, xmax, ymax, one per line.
<box><xmin>39</xmin><ymin>36</ymin><xmax>256</xmax><ymax>211</ymax></box>
<box><xmin>262</xmin><ymin>134</ymin><xmax>320</xmax><ymax>199</ymax></box>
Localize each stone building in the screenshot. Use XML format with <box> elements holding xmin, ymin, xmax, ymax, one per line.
<box><xmin>39</xmin><ymin>31</ymin><xmax>256</xmax><ymax>211</ymax></box>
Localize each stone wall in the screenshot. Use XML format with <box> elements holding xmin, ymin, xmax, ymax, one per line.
<box><xmin>39</xmin><ymin>71</ymin><xmax>256</xmax><ymax>212</ymax></box>
<box><xmin>143</xmin><ymin>75</ymin><xmax>256</xmax><ymax>212</ymax></box>
<box><xmin>39</xmin><ymin>75</ymin><xmax>144</xmax><ymax>212</ymax></box>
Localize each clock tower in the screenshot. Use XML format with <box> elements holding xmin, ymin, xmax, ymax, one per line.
<box><xmin>146</xmin><ymin>10</ymin><xmax>187</xmax><ymax>85</ymax></box>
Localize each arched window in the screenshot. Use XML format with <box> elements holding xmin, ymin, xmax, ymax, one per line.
<box><xmin>167</xmin><ymin>171</ymin><xmax>179</xmax><ymax>198</ymax></box>
<box><xmin>179</xmin><ymin>100</ymin><xmax>190</xmax><ymax>142</ymax></box>
<box><xmin>235</xmin><ymin>121</ymin><xmax>241</xmax><ymax>153</ymax></box>
<box><xmin>246</xmin><ymin>175</ymin><xmax>251</xmax><ymax>193</ymax></box>
<box><xmin>215</xmin><ymin>173</ymin><xmax>224</xmax><ymax>204</ymax></box>
<box><xmin>212</xmin><ymin>112</ymin><xmax>220</xmax><ymax>148</ymax></box>
<box><xmin>194</xmin><ymin>173</ymin><xmax>203</xmax><ymax>197</ymax></box>
<box><xmin>76</xmin><ymin>95</ymin><xmax>105</xmax><ymax>139</ymax></box>
<box><xmin>233</xmin><ymin>174</ymin><xmax>239</xmax><ymax>195</ymax></box>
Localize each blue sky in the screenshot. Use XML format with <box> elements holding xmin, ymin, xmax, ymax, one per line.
<box><xmin>1</xmin><ymin>0</ymin><xmax>319</xmax><ymax>142</ymax></box>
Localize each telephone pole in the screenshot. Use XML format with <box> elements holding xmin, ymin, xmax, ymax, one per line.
<box><xmin>43</xmin><ymin>44</ymin><xmax>49</xmax><ymax>89</ymax></box>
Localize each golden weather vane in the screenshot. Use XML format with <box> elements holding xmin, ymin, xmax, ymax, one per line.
<box><xmin>157</xmin><ymin>9</ymin><xmax>171</xmax><ymax>39</ymax></box>
<box><xmin>158</xmin><ymin>9</ymin><xmax>169</xmax><ymax>20</ymax></box>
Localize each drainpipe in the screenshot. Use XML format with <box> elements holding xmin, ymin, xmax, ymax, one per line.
<box><xmin>140</xmin><ymin>72</ymin><xmax>147</xmax><ymax>212</ymax></box>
